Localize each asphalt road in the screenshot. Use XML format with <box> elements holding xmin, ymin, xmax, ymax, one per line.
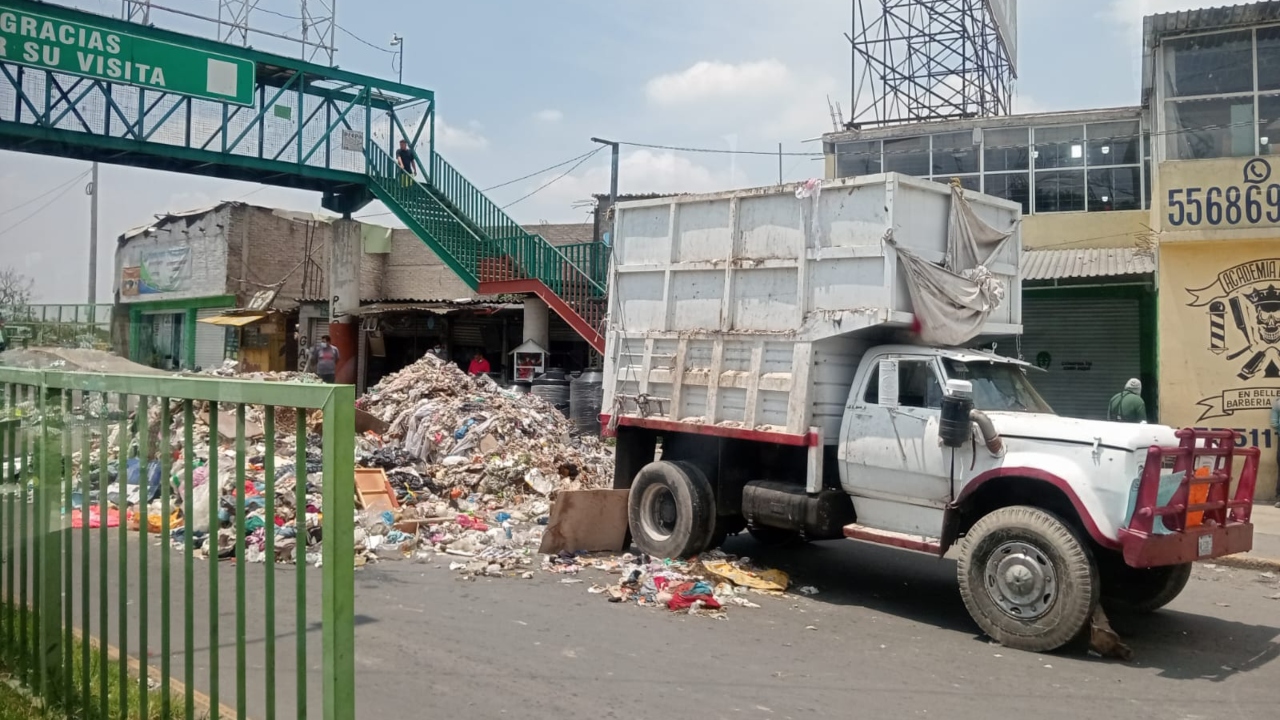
<box><xmin>50</xmin><ymin>531</ymin><xmax>1280</xmax><ymax>720</ymax></box>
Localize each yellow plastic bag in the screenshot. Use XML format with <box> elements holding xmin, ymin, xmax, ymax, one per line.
<box><xmin>702</xmin><ymin>560</ymin><xmax>789</xmax><ymax>592</ymax></box>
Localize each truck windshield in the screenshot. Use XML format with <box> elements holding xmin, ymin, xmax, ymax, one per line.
<box><xmin>942</xmin><ymin>358</ymin><xmax>1055</xmax><ymax>414</ymax></box>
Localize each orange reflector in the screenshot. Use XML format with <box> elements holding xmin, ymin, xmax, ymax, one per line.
<box><xmin>1187</xmin><ymin>467</ymin><xmax>1210</xmax><ymax>527</ymax></box>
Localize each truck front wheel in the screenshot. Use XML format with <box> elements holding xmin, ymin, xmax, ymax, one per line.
<box><xmin>628</xmin><ymin>461</ymin><xmax>716</xmax><ymax>559</ymax></box>
<box><xmin>957</xmin><ymin>506</ymin><xmax>1099</xmax><ymax>652</ymax></box>
<box><xmin>1100</xmin><ymin>560</ymin><xmax>1192</xmax><ymax>615</ymax></box>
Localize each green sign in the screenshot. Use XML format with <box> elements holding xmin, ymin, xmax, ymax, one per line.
<box><xmin>0</xmin><ymin>3</ymin><xmax>254</xmax><ymax>105</ymax></box>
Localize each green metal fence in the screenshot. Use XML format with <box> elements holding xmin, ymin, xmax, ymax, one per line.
<box><xmin>0</xmin><ymin>368</ymin><xmax>355</xmax><ymax>720</ymax></box>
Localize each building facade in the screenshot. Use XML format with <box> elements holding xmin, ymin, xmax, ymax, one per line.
<box><xmin>821</xmin><ymin>1</ymin><xmax>1280</xmax><ymax>498</ymax></box>
<box><xmin>113</xmin><ymin>202</ymin><xmax>598</xmax><ymax>389</ymax></box>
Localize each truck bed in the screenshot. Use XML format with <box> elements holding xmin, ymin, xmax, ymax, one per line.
<box><xmin>603</xmin><ymin>173</ymin><xmax>1023</xmax><ymax>440</ymax></box>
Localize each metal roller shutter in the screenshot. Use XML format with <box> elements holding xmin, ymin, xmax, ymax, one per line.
<box><xmin>1019</xmin><ymin>296</ymin><xmax>1140</xmax><ymax>421</ymax></box>
<box><xmin>194</xmin><ymin>309</ymin><xmax>229</xmax><ymax>371</ymax></box>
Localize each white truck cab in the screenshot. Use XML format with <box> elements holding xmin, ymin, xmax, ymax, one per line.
<box><xmin>602</xmin><ymin>176</ymin><xmax>1260</xmax><ymax>652</ymax></box>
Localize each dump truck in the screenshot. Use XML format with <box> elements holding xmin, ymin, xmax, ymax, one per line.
<box><xmin>600</xmin><ymin>174</ymin><xmax>1261</xmax><ymax>652</ymax></box>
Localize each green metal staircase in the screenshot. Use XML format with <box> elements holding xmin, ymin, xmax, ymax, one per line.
<box><xmin>366</xmin><ymin>145</ymin><xmax>607</xmax><ymax>352</ymax></box>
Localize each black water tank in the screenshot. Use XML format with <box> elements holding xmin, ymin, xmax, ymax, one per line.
<box><xmin>940</xmin><ymin>379</ymin><xmax>974</xmax><ymax>448</ymax></box>
<box><xmin>531</xmin><ymin>369</ymin><xmax>571</xmax><ymax>416</ymax></box>
<box><xmin>569</xmin><ymin>370</ymin><xmax>604</xmax><ymax>436</ymax></box>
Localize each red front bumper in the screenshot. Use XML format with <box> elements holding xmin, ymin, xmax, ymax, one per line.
<box><xmin>1117</xmin><ymin>428</ymin><xmax>1260</xmax><ymax>568</ymax></box>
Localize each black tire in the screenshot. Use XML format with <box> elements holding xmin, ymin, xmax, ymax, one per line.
<box><xmin>627</xmin><ymin>461</ymin><xmax>716</xmax><ymax>559</ymax></box>
<box><xmin>747</xmin><ymin>525</ymin><xmax>807</xmax><ymax>547</ymax></box>
<box><xmin>957</xmin><ymin>506</ymin><xmax>1099</xmax><ymax>653</ymax></box>
<box><xmin>1101</xmin><ymin>561</ymin><xmax>1192</xmax><ymax>615</ymax></box>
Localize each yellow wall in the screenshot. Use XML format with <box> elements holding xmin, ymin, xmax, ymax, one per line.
<box><xmin>1159</xmin><ymin>240</ymin><xmax>1280</xmax><ymax>500</ymax></box>
<box><xmin>1020</xmin><ymin>210</ymin><xmax>1148</xmax><ymax>250</ymax></box>
<box><xmin>1155</xmin><ymin>157</ymin><xmax>1280</xmax><ymax>238</ymax></box>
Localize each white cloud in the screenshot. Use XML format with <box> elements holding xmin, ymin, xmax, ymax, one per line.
<box><xmin>1012</xmin><ymin>93</ymin><xmax>1051</xmax><ymax>115</ymax></box>
<box><xmin>535</xmin><ymin>109</ymin><xmax>564</xmax><ymax>123</ymax></box>
<box><xmin>435</xmin><ymin>118</ymin><xmax>489</xmax><ymax>152</ymax></box>
<box><xmin>646</xmin><ymin>60</ymin><xmax>791</xmax><ymax>105</ymax></box>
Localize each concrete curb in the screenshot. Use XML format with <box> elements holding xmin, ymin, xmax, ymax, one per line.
<box><xmin>1201</xmin><ymin>554</ymin><xmax>1280</xmax><ymax>573</ymax></box>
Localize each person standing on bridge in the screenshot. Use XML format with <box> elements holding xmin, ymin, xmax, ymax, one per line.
<box><xmin>396</xmin><ymin>139</ymin><xmax>417</xmax><ymax>188</ymax></box>
<box><xmin>310</xmin><ymin>334</ymin><xmax>340</xmax><ymax>384</ymax></box>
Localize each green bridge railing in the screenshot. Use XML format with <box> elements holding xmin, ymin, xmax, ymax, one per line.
<box><xmin>0</xmin><ymin>368</ymin><xmax>355</xmax><ymax>720</ymax></box>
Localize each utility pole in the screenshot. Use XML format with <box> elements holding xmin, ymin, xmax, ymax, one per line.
<box><xmin>778</xmin><ymin>143</ymin><xmax>783</xmax><ymax>185</ymax></box>
<box><xmin>590</xmin><ymin>137</ymin><xmax>619</xmax><ymax>206</ymax></box>
<box><xmin>390</xmin><ymin>34</ymin><xmax>404</xmax><ymax>83</ymax></box>
<box><xmin>86</xmin><ymin>162</ymin><xmax>99</xmax><ymax>305</ymax></box>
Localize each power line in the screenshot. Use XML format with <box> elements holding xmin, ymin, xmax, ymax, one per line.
<box><xmin>0</xmin><ymin>169</ymin><xmax>91</xmax><ymax>219</ymax></box>
<box><xmin>503</xmin><ymin>147</ymin><xmax>606</xmax><ymax>210</ymax></box>
<box><xmin>483</xmin><ymin>149</ymin><xmax>600</xmax><ymax>192</ymax></box>
<box><xmin>336</xmin><ymin>25</ymin><xmax>397</xmax><ymax>55</ymax></box>
<box><xmin>618</xmin><ymin>140</ymin><xmax>823</xmax><ymax>157</ymax></box>
<box><xmin>0</xmin><ymin>176</ymin><xmax>86</xmax><ymax>237</ymax></box>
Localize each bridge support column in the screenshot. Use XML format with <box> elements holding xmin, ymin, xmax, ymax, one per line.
<box><xmin>329</xmin><ymin>219</ymin><xmax>361</xmax><ymax>385</ymax></box>
<box><xmin>523</xmin><ymin>297</ymin><xmax>550</xmax><ymax>349</ymax></box>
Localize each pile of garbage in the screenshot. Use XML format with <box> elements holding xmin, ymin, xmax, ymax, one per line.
<box><xmin>350</xmin><ymin>355</ymin><xmax>614</xmax><ymax>568</ymax></box>
<box><xmin>544</xmin><ymin>549</ymin><xmax>803</xmax><ymax>618</ymax></box>
<box><xmin>52</xmin><ymin>354</ymin><xmax>615</xmax><ymax>569</ymax></box>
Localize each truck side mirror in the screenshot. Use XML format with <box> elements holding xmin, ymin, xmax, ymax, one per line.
<box><xmin>940</xmin><ymin>379</ymin><xmax>974</xmax><ymax>448</ymax></box>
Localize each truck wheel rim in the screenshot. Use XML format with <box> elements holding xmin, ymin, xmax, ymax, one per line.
<box><xmin>984</xmin><ymin>541</ymin><xmax>1056</xmax><ymax>620</ymax></box>
<box><xmin>639</xmin><ymin>484</ymin><xmax>678</xmax><ymax>542</ymax></box>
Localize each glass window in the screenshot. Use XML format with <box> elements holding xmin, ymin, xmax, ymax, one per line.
<box><xmin>836</xmin><ymin>141</ymin><xmax>881</xmax><ymax>177</ymax></box>
<box><xmin>1260</xmin><ymin>27</ymin><xmax>1280</xmax><ymax>91</ymax></box>
<box><xmin>1165</xmin><ymin>97</ymin><xmax>1256</xmax><ymax>159</ymax></box>
<box><xmin>862</xmin><ymin>359</ymin><xmax>942</xmax><ymax>409</ymax></box>
<box><xmin>1087</xmin><ymin>121</ymin><xmax>1141</xmax><ymax>166</ymax></box>
<box><xmin>1087</xmin><ymin>167</ymin><xmax>1142</xmax><ymax>212</ymax></box>
<box><xmin>984</xmin><ymin>127</ymin><xmax>1029</xmax><ymax>172</ymax></box>
<box><xmin>1163</xmin><ymin>30</ymin><xmax>1254</xmax><ymax>98</ymax></box>
<box><xmin>931</xmin><ymin>131</ymin><xmax>979</xmax><ymax>175</ymax></box>
<box><xmin>1034</xmin><ymin>125</ymin><xmax>1085</xmax><ymax>169</ymax></box>
<box><xmin>1259</xmin><ymin>95</ymin><xmax>1280</xmax><ymax>155</ymax></box>
<box><xmin>985</xmin><ymin>172</ymin><xmax>1030</xmax><ymax>214</ymax></box>
<box><xmin>884</xmin><ymin>136</ymin><xmax>930</xmax><ymax>176</ymax></box>
<box><xmin>1034</xmin><ymin>170</ymin><xmax>1086</xmax><ymax>213</ymax></box>
<box><xmin>942</xmin><ymin>359</ymin><xmax>1055</xmax><ymax>414</ymax></box>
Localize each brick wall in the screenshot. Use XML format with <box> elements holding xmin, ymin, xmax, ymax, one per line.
<box><xmin>227</xmin><ymin>205</ymin><xmax>332</xmax><ymax>304</ymax></box>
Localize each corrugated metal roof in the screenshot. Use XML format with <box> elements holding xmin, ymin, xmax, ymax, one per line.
<box><xmin>1021</xmin><ymin>248</ymin><xmax>1155</xmax><ymax>281</ymax></box>
<box><xmin>1148</xmin><ymin>1</ymin><xmax>1280</xmax><ymax>40</ymax></box>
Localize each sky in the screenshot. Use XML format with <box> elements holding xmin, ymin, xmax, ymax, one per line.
<box><xmin>0</xmin><ymin>0</ymin><xmax>1219</xmax><ymax>302</ymax></box>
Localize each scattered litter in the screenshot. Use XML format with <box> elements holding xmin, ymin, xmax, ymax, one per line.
<box><xmin>805</xmin><ymin>625</ymin><xmax>818</xmax><ymax>631</ymax></box>
<box><xmin>703</xmin><ymin>559</ymin><xmax>790</xmax><ymax>592</ymax></box>
<box><xmin>797</xmin><ymin>585</ymin><xmax>820</xmax><ymax>596</ymax></box>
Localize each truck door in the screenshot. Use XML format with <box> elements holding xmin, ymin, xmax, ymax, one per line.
<box><xmin>838</xmin><ymin>354</ymin><xmax>951</xmax><ymax>537</ymax></box>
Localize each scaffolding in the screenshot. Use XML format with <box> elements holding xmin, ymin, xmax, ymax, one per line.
<box><xmin>120</xmin><ymin>0</ymin><xmax>337</xmax><ymax>64</ymax></box>
<box><xmin>847</xmin><ymin>0</ymin><xmax>1017</xmax><ymax>127</ymax></box>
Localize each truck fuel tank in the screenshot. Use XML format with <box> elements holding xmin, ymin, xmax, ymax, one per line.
<box><xmin>742</xmin><ymin>481</ymin><xmax>855</xmax><ymax>541</ymax></box>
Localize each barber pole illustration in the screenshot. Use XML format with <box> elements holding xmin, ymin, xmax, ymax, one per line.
<box><xmin>1209</xmin><ymin>300</ymin><xmax>1227</xmax><ymax>354</ymax></box>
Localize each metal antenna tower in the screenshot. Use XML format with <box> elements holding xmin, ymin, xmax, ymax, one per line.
<box><xmin>846</xmin><ymin>0</ymin><xmax>1017</xmax><ymax>127</ymax></box>
<box><xmin>118</xmin><ymin>0</ymin><xmax>337</xmax><ymax>65</ymax></box>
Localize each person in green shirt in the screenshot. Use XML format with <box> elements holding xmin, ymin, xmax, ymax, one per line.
<box><xmin>1108</xmin><ymin>378</ymin><xmax>1147</xmax><ymax>423</ymax></box>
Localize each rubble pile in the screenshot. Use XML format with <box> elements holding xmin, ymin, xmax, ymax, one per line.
<box><xmin>351</xmin><ymin>355</ymin><xmax>614</xmax><ymax>570</ymax></box>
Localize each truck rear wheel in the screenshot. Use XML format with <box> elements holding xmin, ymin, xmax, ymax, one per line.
<box><xmin>1101</xmin><ymin>561</ymin><xmax>1192</xmax><ymax>615</ymax></box>
<box><xmin>957</xmin><ymin>506</ymin><xmax>1099</xmax><ymax>652</ymax></box>
<box><xmin>628</xmin><ymin>461</ymin><xmax>716</xmax><ymax>559</ymax></box>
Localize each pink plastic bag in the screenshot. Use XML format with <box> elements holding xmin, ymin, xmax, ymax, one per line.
<box><xmin>71</xmin><ymin>507</ymin><xmax>120</xmax><ymax>529</ymax></box>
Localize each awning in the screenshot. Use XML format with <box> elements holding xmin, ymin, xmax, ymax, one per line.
<box><xmin>1022</xmin><ymin>247</ymin><xmax>1155</xmax><ymax>282</ymax></box>
<box><xmin>198</xmin><ymin>312</ymin><xmax>269</xmax><ymax>327</ymax></box>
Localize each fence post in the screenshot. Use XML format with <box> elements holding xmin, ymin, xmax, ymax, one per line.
<box><xmin>321</xmin><ymin>385</ymin><xmax>355</xmax><ymax>720</ymax></box>
<box><xmin>36</xmin><ymin>379</ymin><xmax>63</xmax><ymax>703</ymax></box>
